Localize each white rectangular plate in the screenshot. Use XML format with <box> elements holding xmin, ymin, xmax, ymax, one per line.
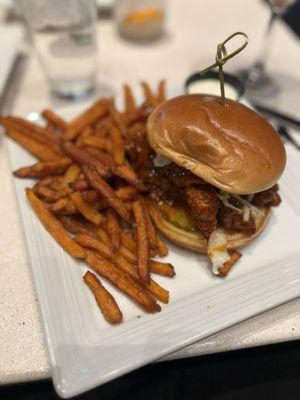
<box><xmin>5</xmin><ymin>104</ymin><xmax>300</xmax><ymax>398</ymax></box>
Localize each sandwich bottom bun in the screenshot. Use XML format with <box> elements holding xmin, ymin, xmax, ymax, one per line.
<box><xmin>147</xmin><ymin>201</ymin><xmax>271</xmax><ymax>253</ymax></box>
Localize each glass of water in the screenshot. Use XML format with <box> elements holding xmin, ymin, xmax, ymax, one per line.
<box><xmin>19</xmin><ymin>0</ymin><xmax>98</xmax><ymax>99</ymax></box>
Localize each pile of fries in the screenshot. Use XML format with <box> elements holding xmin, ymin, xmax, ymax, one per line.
<box><xmin>1</xmin><ymin>81</ymin><xmax>176</xmax><ymax>324</ymax></box>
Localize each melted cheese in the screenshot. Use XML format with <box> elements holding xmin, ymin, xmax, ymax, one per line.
<box><xmin>207</xmin><ymin>230</ymin><xmax>231</xmax><ymax>275</ymax></box>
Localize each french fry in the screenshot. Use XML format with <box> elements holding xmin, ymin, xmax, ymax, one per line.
<box><xmin>82</xmin><ymin>164</ymin><xmax>131</xmax><ymax>223</ymax></box>
<box><xmin>83</xmin><ymin>271</ymin><xmax>122</xmax><ymax>324</ymax></box>
<box><xmin>61</xmin><ymin>141</ymin><xmax>110</xmax><ymax>178</ymax></box>
<box><xmin>70</xmin><ymin>178</ymin><xmax>90</xmax><ymax>191</ymax></box>
<box><xmin>112</xmin><ymin>253</ymin><xmax>169</xmax><ymax>304</ymax></box>
<box><xmin>218</xmin><ymin>250</ymin><xmax>241</xmax><ymax>277</ymax></box>
<box><xmin>59</xmin><ymin>215</ymin><xmax>99</xmax><ymax>238</ymax></box>
<box><xmin>118</xmin><ymin>245</ymin><xmax>136</xmax><ymax>264</ymax></box>
<box><xmin>75</xmin><ymin>233</ymin><xmax>113</xmax><ymax>258</ymax></box>
<box><xmin>26</xmin><ymin>189</ymin><xmax>86</xmax><ymax>259</ymax></box>
<box><xmin>118</xmin><ymin>243</ymin><xmax>174</xmax><ymax>278</ymax></box>
<box><xmin>115</xmin><ymin>186</ymin><xmax>138</xmax><ymax>201</ymax></box>
<box><xmin>95</xmin><ymin>226</ymin><xmax>113</xmax><ymax>248</ymax></box>
<box><xmin>5</xmin><ymin>128</ymin><xmax>60</xmax><ymax>161</ymax></box>
<box><xmin>141</xmin><ymin>81</ymin><xmax>157</xmax><ymax>108</ymax></box>
<box><xmin>106</xmin><ymin>209</ymin><xmax>121</xmax><ymax>250</ymax></box>
<box><xmin>34</xmin><ymin>185</ymin><xmax>62</xmax><ymax>202</ymax></box>
<box><xmin>81</xmin><ymin>190</ymin><xmax>99</xmax><ymax>203</ymax></box>
<box><xmin>13</xmin><ymin>158</ymin><xmax>72</xmax><ymax>178</ymax></box>
<box><xmin>114</xmin><ymin>164</ymin><xmax>139</xmax><ymax>186</ymax></box>
<box><xmin>107</xmin><ymin>102</ymin><xmax>126</xmax><ymax>138</ymax></box>
<box><xmin>157</xmin><ymin>235</ymin><xmax>169</xmax><ymax>257</ymax></box>
<box><xmin>109</xmin><ymin>125</ymin><xmax>125</xmax><ymax>165</ymax></box>
<box><xmin>1</xmin><ymin>117</ymin><xmax>62</xmax><ymax>155</ymax></box>
<box><xmin>49</xmin><ymin>197</ymin><xmax>78</xmax><ymax>214</ymax></box>
<box><xmin>157</xmin><ymin>80</ymin><xmax>166</xmax><ymax>104</ymax></box>
<box><xmin>121</xmin><ymin>231</ymin><xmax>136</xmax><ymax>252</ymax></box>
<box><xmin>86</xmin><ymin>251</ymin><xmax>161</xmax><ymax>313</ymax></box>
<box><xmin>64</xmin><ymin>99</ymin><xmax>108</xmax><ymax>140</ymax></box>
<box><xmin>79</xmin><ymin>135</ymin><xmax>108</xmax><ymax>150</ymax></box>
<box><xmin>132</xmin><ymin>200</ymin><xmax>150</xmax><ymax>283</ymax></box>
<box><xmin>41</xmin><ymin>109</ymin><xmax>68</xmax><ymax>131</ymax></box>
<box><xmin>123</xmin><ymin>84</ymin><xmax>136</xmax><ymax>113</ymax></box>
<box><xmin>70</xmin><ymin>192</ymin><xmax>104</xmax><ymax>226</ymax></box>
<box><xmin>150</xmin><ymin>260</ymin><xmax>175</xmax><ymax>278</ymax></box>
<box><xmin>146</xmin><ymin>200</ymin><xmax>169</xmax><ymax>256</ymax></box>
<box><xmin>143</xmin><ymin>203</ymin><xmax>158</xmax><ymax>253</ymax></box>
<box><xmin>63</xmin><ymin>164</ymin><xmax>81</xmax><ymax>184</ymax></box>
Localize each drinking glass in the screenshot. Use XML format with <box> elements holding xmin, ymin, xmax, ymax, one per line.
<box><xmin>239</xmin><ymin>0</ymin><xmax>297</xmax><ymax>100</ymax></box>
<box><xmin>114</xmin><ymin>0</ymin><xmax>166</xmax><ymax>42</ymax></box>
<box><xmin>18</xmin><ymin>0</ymin><xmax>98</xmax><ymax>99</ymax></box>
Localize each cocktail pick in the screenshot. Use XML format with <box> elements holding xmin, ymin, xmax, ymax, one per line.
<box><xmin>199</xmin><ymin>32</ymin><xmax>248</xmax><ymax>105</ymax></box>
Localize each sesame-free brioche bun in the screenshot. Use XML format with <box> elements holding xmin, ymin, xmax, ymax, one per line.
<box><xmin>147</xmin><ymin>200</ymin><xmax>271</xmax><ymax>252</ymax></box>
<box><xmin>147</xmin><ymin>94</ymin><xmax>286</xmax><ymax>195</ymax></box>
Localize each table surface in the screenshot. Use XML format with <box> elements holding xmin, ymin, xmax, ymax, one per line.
<box><xmin>0</xmin><ymin>0</ymin><xmax>300</xmax><ymax>385</ymax></box>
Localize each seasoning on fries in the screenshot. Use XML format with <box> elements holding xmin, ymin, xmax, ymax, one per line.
<box><xmin>2</xmin><ymin>80</ymin><xmax>177</xmax><ymax>325</ymax></box>
<box><xmin>83</xmin><ymin>271</ymin><xmax>123</xmax><ymax>324</ymax></box>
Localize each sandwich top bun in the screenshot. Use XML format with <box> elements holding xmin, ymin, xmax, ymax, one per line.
<box><xmin>147</xmin><ymin>94</ymin><xmax>286</xmax><ymax>194</ymax></box>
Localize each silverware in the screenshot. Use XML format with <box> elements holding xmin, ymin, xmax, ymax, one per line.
<box><xmin>252</xmin><ymin>102</ymin><xmax>300</xmax><ymax>132</ymax></box>
<box><xmin>0</xmin><ymin>52</ymin><xmax>28</xmax><ymax>116</ymax></box>
<box><xmin>277</xmin><ymin>125</ymin><xmax>300</xmax><ymax>151</ymax></box>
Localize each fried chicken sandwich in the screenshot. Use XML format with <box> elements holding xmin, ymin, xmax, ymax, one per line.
<box><xmin>144</xmin><ymin>94</ymin><xmax>286</xmax><ymax>276</ymax></box>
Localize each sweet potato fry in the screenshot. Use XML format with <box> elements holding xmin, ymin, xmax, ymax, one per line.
<box><xmin>83</xmin><ymin>271</ymin><xmax>122</xmax><ymax>324</ymax></box>
<box><xmin>123</xmin><ymin>84</ymin><xmax>136</xmax><ymax>113</ymax></box>
<box><xmin>157</xmin><ymin>80</ymin><xmax>166</xmax><ymax>104</ymax></box>
<box><xmin>113</xmin><ymin>253</ymin><xmax>169</xmax><ymax>304</ymax></box>
<box><xmin>64</xmin><ymin>99</ymin><xmax>108</xmax><ymax>140</ymax></box>
<box><xmin>109</xmin><ymin>125</ymin><xmax>125</xmax><ymax>166</ymax></box>
<box><xmin>5</xmin><ymin>128</ymin><xmax>60</xmax><ymax>161</ymax></box>
<box><xmin>86</xmin><ymin>251</ymin><xmax>161</xmax><ymax>313</ymax></box>
<box><xmin>41</xmin><ymin>109</ymin><xmax>68</xmax><ymax>131</ymax></box>
<box><xmin>118</xmin><ymin>245</ymin><xmax>136</xmax><ymax>264</ymax></box>
<box><xmin>150</xmin><ymin>260</ymin><xmax>175</xmax><ymax>278</ymax></box>
<box><xmin>115</xmin><ymin>186</ymin><xmax>138</xmax><ymax>201</ymax></box>
<box><xmin>141</xmin><ymin>81</ymin><xmax>157</xmax><ymax>108</ymax></box>
<box><xmin>61</xmin><ymin>141</ymin><xmax>109</xmax><ymax>178</ymax></box>
<box><xmin>218</xmin><ymin>250</ymin><xmax>241</xmax><ymax>277</ymax></box>
<box><xmin>146</xmin><ymin>200</ymin><xmax>169</xmax><ymax>256</ymax></box>
<box><xmin>70</xmin><ymin>192</ymin><xmax>103</xmax><ymax>226</ymax></box>
<box><xmin>121</xmin><ymin>231</ymin><xmax>136</xmax><ymax>252</ymax></box>
<box><xmin>132</xmin><ymin>200</ymin><xmax>150</xmax><ymax>283</ymax></box>
<box><xmin>75</xmin><ymin>233</ymin><xmax>113</xmax><ymax>258</ymax></box>
<box><xmin>82</xmin><ymin>164</ymin><xmax>131</xmax><ymax>223</ymax></box>
<box><xmin>69</xmin><ymin>178</ymin><xmax>90</xmax><ymax>191</ymax></box>
<box><xmin>107</xmin><ymin>102</ymin><xmax>126</xmax><ymax>137</ymax></box>
<box><xmin>49</xmin><ymin>197</ymin><xmax>78</xmax><ymax>214</ymax></box>
<box><xmin>59</xmin><ymin>216</ymin><xmax>99</xmax><ymax>238</ymax></box>
<box><xmin>156</xmin><ymin>236</ymin><xmax>169</xmax><ymax>257</ymax></box>
<box><xmin>106</xmin><ymin>209</ymin><xmax>121</xmax><ymax>250</ymax></box>
<box><xmin>63</xmin><ymin>164</ymin><xmax>81</xmax><ymax>184</ymax></box>
<box><xmin>95</xmin><ymin>226</ymin><xmax>113</xmax><ymax>247</ymax></box>
<box><xmin>34</xmin><ymin>185</ymin><xmax>62</xmax><ymax>202</ymax></box>
<box><xmin>1</xmin><ymin>117</ymin><xmax>62</xmax><ymax>154</ymax></box>
<box><xmin>13</xmin><ymin>158</ymin><xmax>72</xmax><ymax>178</ymax></box>
<box><xmin>26</xmin><ymin>189</ymin><xmax>86</xmax><ymax>259</ymax></box>
<box><xmin>143</xmin><ymin>204</ymin><xmax>158</xmax><ymax>253</ymax></box>
<box><xmin>79</xmin><ymin>135</ymin><xmax>108</xmax><ymax>150</ymax></box>
<box><xmin>80</xmin><ymin>190</ymin><xmax>99</xmax><ymax>203</ymax></box>
<box><xmin>114</xmin><ymin>164</ymin><xmax>139</xmax><ymax>186</ymax></box>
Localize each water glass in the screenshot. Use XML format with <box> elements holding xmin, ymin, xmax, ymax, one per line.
<box><xmin>19</xmin><ymin>0</ymin><xmax>98</xmax><ymax>99</ymax></box>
